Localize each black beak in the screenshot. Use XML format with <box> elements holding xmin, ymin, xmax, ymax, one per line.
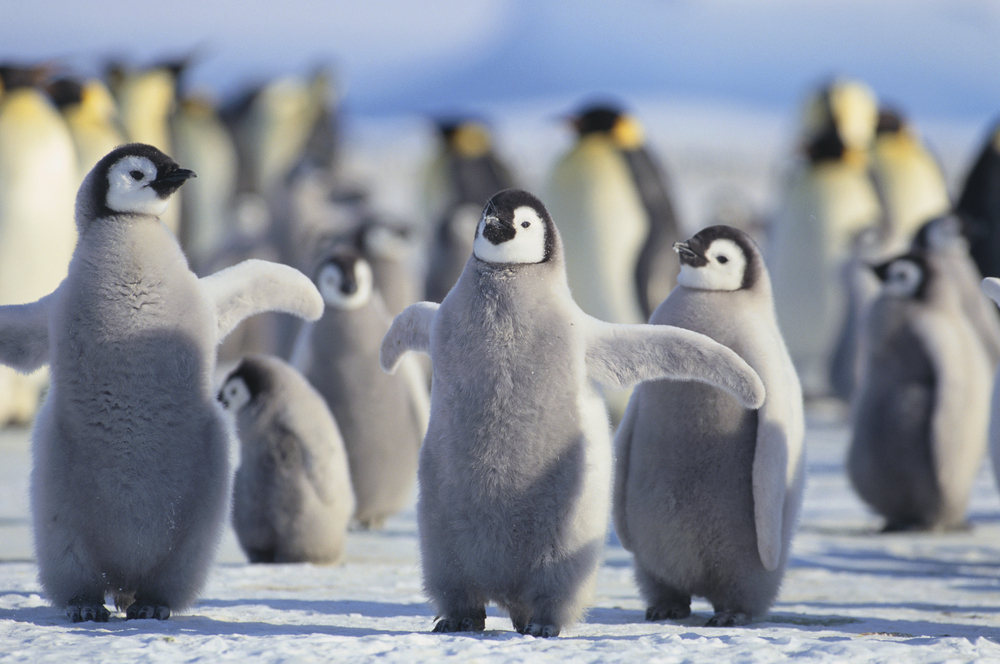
<box><xmin>482</xmin><ymin>215</ymin><xmax>515</xmax><ymax>245</ymax></box>
<box><xmin>150</xmin><ymin>167</ymin><xmax>196</xmax><ymax>197</ymax></box>
<box><xmin>673</xmin><ymin>241</ymin><xmax>699</xmax><ymax>263</ymax></box>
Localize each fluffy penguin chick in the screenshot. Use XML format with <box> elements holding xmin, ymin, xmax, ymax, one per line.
<box><xmin>291</xmin><ymin>246</ymin><xmax>428</xmax><ymax>529</ymax></box>
<box><xmin>980</xmin><ymin>277</ymin><xmax>1000</xmax><ymax>497</ymax></box>
<box><xmin>380</xmin><ymin>190</ymin><xmax>766</xmax><ymax>638</ymax></box>
<box><xmin>849</xmin><ymin>253</ymin><xmax>991</xmax><ymax>531</ymax></box>
<box><xmin>0</xmin><ymin>143</ymin><xmax>324</xmax><ymax>622</ymax></box>
<box><xmin>614</xmin><ymin>225</ymin><xmax>805</xmax><ymax>626</ymax></box>
<box><xmin>221</xmin><ymin>355</ymin><xmax>354</xmax><ymax>564</ymax></box>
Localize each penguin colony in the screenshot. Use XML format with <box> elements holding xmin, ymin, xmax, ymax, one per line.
<box><xmin>0</xmin><ymin>56</ymin><xmax>998</xmax><ymax>636</ymax></box>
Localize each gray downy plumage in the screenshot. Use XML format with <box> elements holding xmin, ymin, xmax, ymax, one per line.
<box><xmin>849</xmin><ymin>252</ymin><xmax>992</xmax><ymax>531</ymax></box>
<box><xmin>221</xmin><ymin>354</ymin><xmax>354</xmax><ymax>564</ymax></box>
<box><xmin>613</xmin><ymin>225</ymin><xmax>805</xmax><ymax>626</ymax></box>
<box><xmin>0</xmin><ymin>143</ymin><xmax>324</xmax><ymax>622</ymax></box>
<box><xmin>291</xmin><ymin>245</ymin><xmax>428</xmax><ymax>529</ymax></box>
<box><xmin>381</xmin><ymin>190</ymin><xmax>766</xmax><ymax>637</ymax></box>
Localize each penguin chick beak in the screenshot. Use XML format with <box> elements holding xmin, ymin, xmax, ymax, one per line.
<box><xmin>673</xmin><ymin>241</ymin><xmax>701</xmax><ymax>266</ymax></box>
<box><xmin>150</xmin><ymin>168</ymin><xmax>196</xmax><ymax>197</ymax></box>
<box><xmin>216</xmin><ymin>390</ymin><xmax>228</xmax><ymax>409</ymax></box>
<box><xmin>481</xmin><ymin>215</ymin><xmax>516</xmax><ymax>245</ymax></box>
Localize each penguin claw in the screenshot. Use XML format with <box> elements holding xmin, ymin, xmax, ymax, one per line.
<box><xmin>125</xmin><ymin>602</ymin><xmax>170</xmax><ymax>620</ymax></box>
<box><xmin>431</xmin><ymin>613</ymin><xmax>485</xmax><ymax>633</ymax></box>
<box><xmin>519</xmin><ymin>622</ymin><xmax>560</xmax><ymax>638</ymax></box>
<box><xmin>67</xmin><ymin>603</ymin><xmax>110</xmax><ymax>623</ymax></box>
<box><xmin>645</xmin><ymin>604</ymin><xmax>691</xmax><ymax>621</ymax></box>
<box><xmin>705</xmin><ymin>610</ymin><xmax>750</xmax><ymax>627</ymax></box>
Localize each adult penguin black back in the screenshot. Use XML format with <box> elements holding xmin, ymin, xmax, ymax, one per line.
<box><xmin>956</xmin><ymin>119</ymin><xmax>1000</xmax><ymax>278</ymax></box>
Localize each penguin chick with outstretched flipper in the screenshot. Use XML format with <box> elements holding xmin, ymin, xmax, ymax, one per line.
<box><xmin>221</xmin><ymin>355</ymin><xmax>354</xmax><ymax>564</ymax></box>
<box><xmin>0</xmin><ymin>143</ymin><xmax>324</xmax><ymax>622</ymax></box>
<box><xmin>291</xmin><ymin>246</ymin><xmax>428</xmax><ymax>529</ymax></box>
<box><xmin>614</xmin><ymin>225</ymin><xmax>805</xmax><ymax>626</ymax></box>
<box><xmin>380</xmin><ymin>189</ymin><xmax>765</xmax><ymax>638</ymax></box>
<box><xmin>849</xmin><ymin>253</ymin><xmax>991</xmax><ymax>531</ymax></box>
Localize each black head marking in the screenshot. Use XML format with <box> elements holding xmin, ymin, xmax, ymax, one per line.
<box><xmin>45</xmin><ymin>77</ymin><xmax>84</xmax><ymax>109</ymax></box>
<box><xmin>876</xmin><ymin>107</ymin><xmax>904</xmax><ymax>135</ymax></box>
<box><xmin>675</xmin><ymin>225</ymin><xmax>760</xmax><ymax>289</ymax></box>
<box><xmin>89</xmin><ymin>143</ymin><xmax>195</xmax><ymax>217</ymax></box>
<box><xmin>316</xmin><ymin>246</ymin><xmax>362</xmax><ymax>296</ymax></box>
<box><xmin>223</xmin><ymin>357</ymin><xmax>273</xmax><ymax>402</ymax></box>
<box><xmin>571</xmin><ymin>103</ymin><xmax>625</xmax><ymax>136</ymax></box>
<box><xmin>871</xmin><ymin>252</ymin><xmax>931</xmax><ymax>300</ymax></box>
<box><xmin>477</xmin><ymin>189</ymin><xmax>555</xmax><ymax>262</ymax></box>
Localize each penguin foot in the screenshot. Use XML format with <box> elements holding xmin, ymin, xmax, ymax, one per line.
<box><xmin>125</xmin><ymin>602</ymin><xmax>171</xmax><ymax>620</ymax></box>
<box><xmin>518</xmin><ymin>622</ymin><xmax>560</xmax><ymax>638</ymax></box>
<box><xmin>645</xmin><ymin>604</ymin><xmax>691</xmax><ymax>621</ymax></box>
<box><xmin>705</xmin><ymin>610</ymin><xmax>751</xmax><ymax>627</ymax></box>
<box><xmin>66</xmin><ymin>602</ymin><xmax>110</xmax><ymax>623</ymax></box>
<box><xmin>432</xmin><ymin>611</ymin><xmax>485</xmax><ymax>633</ymax></box>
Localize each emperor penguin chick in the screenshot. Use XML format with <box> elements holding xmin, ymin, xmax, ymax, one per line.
<box><xmin>0</xmin><ymin>143</ymin><xmax>325</xmax><ymax>621</ymax></box>
<box><xmin>221</xmin><ymin>355</ymin><xmax>354</xmax><ymax>564</ymax></box>
<box><xmin>291</xmin><ymin>246</ymin><xmax>429</xmax><ymax>529</ymax></box>
<box><xmin>381</xmin><ymin>189</ymin><xmax>765</xmax><ymax>637</ymax></box>
<box><xmin>849</xmin><ymin>253</ymin><xmax>992</xmax><ymax>531</ymax></box>
<box><xmin>614</xmin><ymin>225</ymin><xmax>805</xmax><ymax>626</ymax></box>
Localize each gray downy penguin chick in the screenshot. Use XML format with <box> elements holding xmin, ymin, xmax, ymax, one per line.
<box><xmin>614</xmin><ymin>225</ymin><xmax>805</xmax><ymax>627</ymax></box>
<box><xmin>381</xmin><ymin>189</ymin><xmax>766</xmax><ymax>637</ymax></box>
<box><xmin>849</xmin><ymin>253</ymin><xmax>992</xmax><ymax>531</ymax></box>
<box><xmin>220</xmin><ymin>355</ymin><xmax>354</xmax><ymax>564</ymax></box>
<box><xmin>0</xmin><ymin>143</ymin><xmax>324</xmax><ymax>622</ymax></box>
<box><xmin>291</xmin><ymin>245</ymin><xmax>429</xmax><ymax>529</ymax></box>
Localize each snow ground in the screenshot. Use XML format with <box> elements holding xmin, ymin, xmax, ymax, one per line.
<box><xmin>3</xmin><ymin>408</ymin><xmax>1000</xmax><ymax>663</ymax></box>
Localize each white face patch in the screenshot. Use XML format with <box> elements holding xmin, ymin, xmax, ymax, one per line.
<box><xmin>677</xmin><ymin>238</ymin><xmax>747</xmax><ymax>291</ymax></box>
<box><xmin>883</xmin><ymin>259</ymin><xmax>923</xmax><ymax>297</ymax></box>
<box><xmin>318</xmin><ymin>259</ymin><xmax>373</xmax><ymax>310</ymax></box>
<box><xmin>472</xmin><ymin>205</ymin><xmax>547</xmax><ymax>265</ymax></box>
<box><xmin>105</xmin><ymin>155</ymin><xmax>170</xmax><ymax>216</ymax></box>
<box><xmin>219</xmin><ymin>376</ymin><xmax>252</xmax><ymax>412</ymax></box>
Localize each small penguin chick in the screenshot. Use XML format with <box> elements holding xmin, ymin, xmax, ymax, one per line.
<box><xmin>871</xmin><ymin>254</ymin><xmax>929</xmax><ymax>299</ymax></box>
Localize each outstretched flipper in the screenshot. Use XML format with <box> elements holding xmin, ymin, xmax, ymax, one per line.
<box><xmin>200</xmin><ymin>259</ymin><xmax>324</xmax><ymax>342</ymax></box>
<box><xmin>380</xmin><ymin>302</ymin><xmax>439</xmax><ymax>374</ymax></box>
<box><xmin>584</xmin><ymin>319</ymin><xmax>765</xmax><ymax>409</ymax></box>
<box><xmin>982</xmin><ymin>277</ymin><xmax>1000</xmax><ymax>308</ymax></box>
<box><xmin>0</xmin><ymin>290</ymin><xmax>56</xmax><ymax>372</ymax></box>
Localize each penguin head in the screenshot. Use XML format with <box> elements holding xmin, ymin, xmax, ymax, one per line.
<box><xmin>911</xmin><ymin>215</ymin><xmax>968</xmax><ymax>253</ymax></box>
<box><xmin>218</xmin><ymin>357</ymin><xmax>272</xmax><ymax>412</ymax></box>
<box><xmin>473</xmin><ymin>189</ymin><xmax>555</xmax><ymax>265</ymax></box>
<box><xmin>569</xmin><ymin>103</ymin><xmax>644</xmax><ymax>149</ymax></box>
<box><xmin>87</xmin><ymin>143</ymin><xmax>195</xmax><ymax>219</ymax></box>
<box><xmin>872</xmin><ymin>254</ymin><xmax>930</xmax><ymax>300</ymax></box>
<box><xmin>673</xmin><ymin>225</ymin><xmax>760</xmax><ymax>292</ymax></box>
<box><xmin>439</xmin><ymin>118</ymin><xmax>493</xmax><ymax>158</ymax></box>
<box><xmin>316</xmin><ymin>246</ymin><xmax>374</xmax><ymax>310</ymax></box>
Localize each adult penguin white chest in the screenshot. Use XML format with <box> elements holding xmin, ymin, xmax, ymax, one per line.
<box><xmin>381</xmin><ymin>189</ymin><xmax>765</xmax><ymax>638</ymax></box>
<box><xmin>613</xmin><ymin>225</ymin><xmax>805</xmax><ymax>627</ymax></box>
<box><xmin>0</xmin><ymin>143</ymin><xmax>324</xmax><ymax>622</ymax></box>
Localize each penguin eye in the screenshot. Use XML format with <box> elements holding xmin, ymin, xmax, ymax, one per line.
<box><xmin>717</xmin><ymin>255</ymin><xmax>729</xmax><ymax>264</ymax></box>
<box><xmin>129</xmin><ymin>170</ymin><xmax>144</xmax><ymax>181</ymax></box>
<box><xmin>521</xmin><ymin>221</ymin><xmax>530</xmax><ymax>228</ymax></box>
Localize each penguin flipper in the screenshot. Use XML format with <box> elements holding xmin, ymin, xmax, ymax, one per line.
<box><xmin>981</xmin><ymin>277</ymin><xmax>1000</xmax><ymax>307</ymax></box>
<box><xmin>584</xmin><ymin>319</ymin><xmax>765</xmax><ymax>409</ymax></box>
<box><xmin>612</xmin><ymin>393</ymin><xmax>640</xmax><ymax>551</ymax></box>
<box><xmin>0</xmin><ymin>291</ymin><xmax>55</xmax><ymax>372</ymax></box>
<box><xmin>201</xmin><ymin>259</ymin><xmax>324</xmax><ymax>342</ymax></box>
<box><xmin>380</xmin><ymin>302</ymin><xmax>438</xmax><ymax>374</ymax></box>
<box><xmin>753</xmin><ymin>418</ymin><xmax>790</xmax><ymax>572</ymax></box>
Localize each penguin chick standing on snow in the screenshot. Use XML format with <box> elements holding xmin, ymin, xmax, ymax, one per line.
<box><xmin>0</xmin><ymin>143</ymin><xmax>324</xmax><ymax>621</ymax></box>
<box><xmin>220</xmin><ymin>355</ymin><xmax>354</xmax><ymax>564</ymax></box>
<box><xmin>614</xmin><ymin>225</ymin><xmax>805</xmax><ymax>626</ymax></box>
<box><xmin>848</xmin><ymin>253</ymin><xmax>991</xmax><ymax>531</ymax></box>
<box><xmin>292</xmin><ymin>246</ymin><xmax>428</xmax><ymax>529</ymax></box>
<box><xmin>381</xmin><ymin>189</ymin><xmax>765</xmax><ymax>637</ymax></box>
<box><xmin>978</xmin><ymin>278</ymin><xmax>1000</xmax><ymax>498</ymax></box>
<box><xmin>546</xmin><ymin>103</ymin><xmax>682</xmax><ymax>324</ymax></box>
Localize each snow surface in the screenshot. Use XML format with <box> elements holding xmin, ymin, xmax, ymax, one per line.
<box><xmin>4</xmin><ymin>407</ymin><xmax>1000</xmax><ymax>663</ymax></box>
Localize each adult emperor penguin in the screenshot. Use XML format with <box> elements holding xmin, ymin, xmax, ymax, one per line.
<box><xmin>0</xmin><ymin>64</ymin><xmax>78</xmax><ymax>425</ymax></box>
<box><xmin>0</xmin><ymin>143</ymin><xmax>324</xmax><ymax>621</ymax></box>
<box><xmin>546</xmin><ymin>103</ymin><xmax>682</xmax><ymax>324</ymax></box>
<box><xmin>956</xmin><ymin>119</ymin><xmax>1000</xmax><ymax>279</ymax></box>
<box><xmin>380</xmin><ymin>189</ymin><xmax>765</xmax><ymax>637</ymax></box>
<box><xmin>220</xmin><ymin>355</ymin><xmax>355</xmax><ymax>564</ymax></box>
<box><xmin>768</xmin><ymin>79</ymin><xmax>882</xmax><ymax>398</ymax></box>
<box><xmin>870</xmin><ymin>108</ymin><xmax>951</xmax><ymax>255</ymax></box>
<box><xmin>291</xmin><ymin>246</ymin><xmax>429</xmax><ymax>528</ymax></box>
<box><xmin>614</xmin><ymin>225</ymin><xmax>805</xmax><ymax>626</ymax></box>
<box><xmin>423</xmin><ymin>117</ymin><xmax>516</xmax><ymax>303</ymax></box>
<box><xmin>46</xmin><ymin>76</ymin><xmax>127</xmax><ymax>180</ymax></box>
<box><xmin>848</xmin><ymin>252</ymin><xmax>992</xmax><ymax>531</ymax></box>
